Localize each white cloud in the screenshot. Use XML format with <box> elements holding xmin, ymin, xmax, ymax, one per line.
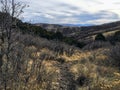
<box><xmin>84</xmin><ymin>18</ymin><xmax>119</xmax><ymax>25</ymax></box>
<box><xmin>19</xmin><ymin>0</ymin><xmax>120</xmax><ymax>25</ymax></box>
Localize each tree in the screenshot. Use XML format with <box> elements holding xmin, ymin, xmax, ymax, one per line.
<box><xmin>95</xmin><ymin>33</ymin><xmax>106</xmax><ymax>41</ymax></box>
<box><xmin>0</xmin><ymin>0</ymin><xmax>26</xmax><ymax>89</ymax></box>
<box><xmin>54</xmin><ymin>31</ymin><xmax>63</xmax><ymax>40</ymax></box>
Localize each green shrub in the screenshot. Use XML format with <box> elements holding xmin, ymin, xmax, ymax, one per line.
<box><xmin>113</xmin><ymin>31</ymin><xmax>120</xmax><ymax>42</ymax></box>
<box><xmin>95</xmin><ymin>33</ymin><xmax>106</xmax><ymax>41</ymax></box>
<box><xmin>63</xmin><ymin>37</ymin><xmax>76</xmax><ymax>45</ymax></box>
<box><xmin>75</xmin><ymin>42</ymin><xmax>86</xmax><ymax>48</ymax></box>
<box><xmin>53</xmin><ymin>31</ymin><xmax>63</xmax><ymax>40</ymax></box>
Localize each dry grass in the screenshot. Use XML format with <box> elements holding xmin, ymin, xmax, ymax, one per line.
<box><xmin>28</xmin><ymin>45</ymin><xmax>119</xmax><ymax>90</ymax></box>
<box><xmin>1</xmin><ymin>33</ymin><xmax>120</xmax><ymax>90</ymax></box>
<box><xmin>90</xmin><ymin>30</ymin><xmax>120</xmax><ymax>40</ymax></box>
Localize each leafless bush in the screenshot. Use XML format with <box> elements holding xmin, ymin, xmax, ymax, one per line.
<box><xmin>109</xmin><ymin>44</ymin><xmax>120</xmax><ymax>67</ymax></box>
<box><xmin>20</xmin><ymin>34</ymin><xmax>77</xmax><ymax>56</ymax></box>
<box><xmin>83</xmin><ymin>41</ymin><xmax>111</xmax><ymax>50</ymax></box>
<box><xmin>40</xmin><ymin>52</ymin><xmax>56</xmax><ymax>60</ymax></box>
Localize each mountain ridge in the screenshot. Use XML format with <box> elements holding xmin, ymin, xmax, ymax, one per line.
<box><xmin>34</xmin><ymin>21</ymin><xmax>120</xmax><ymax>38</ymax></box>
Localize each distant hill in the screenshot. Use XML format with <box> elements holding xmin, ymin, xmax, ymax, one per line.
<box><xmin>34</xmin><ymin>23</ymin><xmax>63</xmax><ymax>31</ymax></box>
<box><xmin>74</xmin><ymin>21</ymin><xmax>120</xmax><ymax>40</ymax></box>
<box><xmin>61</xmin><ymin>24</ymin><xmax>93</xmax><ymax>27</ymax></box>
<box><xmin>34</xmin><ymin>23</ymin><xmax>82</xmax><ymax>36</ymax></box>
<box><xmin>34</xmin><ymin>21</ymin><xmax>120</xmax><ymax>39</ymax></box>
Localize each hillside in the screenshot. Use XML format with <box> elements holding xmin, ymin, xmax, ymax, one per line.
<box><xmin>74</xmin><ymin>21</ymin><xmax>120</xmax><ymax>40</ymax></box>
<box><xmin>1</xmin><ymin>30</ymin><xmax>120</xmax><ymax>90</ymax></box>
<box><xmin>34</xmin><ymin>23</ymin><xmax>81</xmax><ymax>36</ymax></box>
<box><xmin>1</xmin><ymin>12</ymin><xmax>120</xmax><ymax>90</ymax></box>
<box><xmin>35</xmin><ymin>21</ymin><xmax>120</xmax><ymax>39</ymax></box>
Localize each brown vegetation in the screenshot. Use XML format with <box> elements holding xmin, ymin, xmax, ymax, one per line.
<box><xmin>0</xmin><ymin>0</ymin><xmax>120</xmax><ymax>90</ymax></box>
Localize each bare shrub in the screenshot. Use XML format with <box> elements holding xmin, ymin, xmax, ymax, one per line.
<box><xmin>20</xmin><ymin>34</ymin><xmax>77</xmax><ymax>56</ymax></box>
<box><xmin>83</xmin><ymin>41</ymin><xmax>111</xmax><ymax>50</ymax></box>
<box><xmin>40</xmin><ymin>52</ymin><xmax>56</xmax><ymax>60</ymax></box>
<box><xmin>109</xmin><ymin>44</ymin><xmax>120</xmax><ymax>67</ymax></box>
<box><xmin>56</xmin><ymin>57</ymin><xmax>65</xmax><ymax>64</ymax></box>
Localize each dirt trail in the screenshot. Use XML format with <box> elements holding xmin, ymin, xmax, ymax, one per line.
<box><xmin>54</xmin><ymin>62</ymin><xmax>76</xmax><ymax>90</ymax></box>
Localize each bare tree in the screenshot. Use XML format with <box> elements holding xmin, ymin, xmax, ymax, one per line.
<box><xmin>0</xmin><ymin>0</ymin><xmax>26</xmax><ymax>90</ymax></box>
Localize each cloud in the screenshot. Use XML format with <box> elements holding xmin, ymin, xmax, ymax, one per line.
<box><xmin>20</xmin><ymin>0</ymin><xmax>120</xmax><ymax>25</ymax></box>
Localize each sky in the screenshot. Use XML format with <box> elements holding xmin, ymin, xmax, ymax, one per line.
<box><xmin>19</xmin><ymin>0</ymin><xmax>120</xmax><ymax>25</ymax></box>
